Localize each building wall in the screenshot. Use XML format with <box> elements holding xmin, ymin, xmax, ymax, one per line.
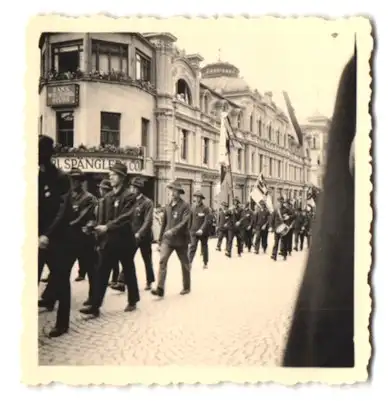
<box><xmin>39</xmin><ymin>31</ymin><xmax>313</xmax><ymax>209</ymax></box>
<box><xmin>39</xmin><ymin>82</ymin><xmax>156</xmax><ymax>151</ymax></box>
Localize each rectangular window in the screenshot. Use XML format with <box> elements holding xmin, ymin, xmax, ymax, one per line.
<box><xmin>141</xmin><ymin>118</ymin><xmax>149</xmax><ymax>155</ymax></box>
<box><xmin>269</xmin><ymin>157</ymin><xmax>273</xmax><ymax>176</ymax></box>
<box><xmin>180</xmin><ymin>129</ymin><xmax>188</xmax><ymax>161</ymax></box>
<box><xmin>51</xmin><ymin>40</ymin><xmax>83</xmax><ymax>74</ymax></box>
<box><xmin>92</xmin><ymin>40</ymin><xmax>128</xmax><ymax>75</ymax></box>
<box><xmin>237</xmin><ymin>149</ymin><xmax>242</xmax><ymax>171</ymax></box>
<box><xmin>56</xmin><ymin>111</ymin><xmax>74</xmax><ymax>147</ymax></box>
<box><xmin>202</xmin><ymin>137</ymin><xmax>209</xmax><ymax>165</ymax></box>
<box><xmin>259</xmin><ymin>154</ymin><xmax>263</xmax><ymax>172</ymax></box>
<box><xmin>100</xmin><ymin>112</ymin><xmax>121</xmax><ymax>147</ymax></box>
<box><xmin>278</xmin><ymin>160</ymin><xmax>281</xmax><ymax>178</ymax></box>
<box><xmin>135</xmin><ymin>51</ymin><xmax>151</xmax><ymax>82</ymax></box>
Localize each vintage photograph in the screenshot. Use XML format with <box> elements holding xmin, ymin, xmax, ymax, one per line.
<box><xmin>25</xmin><ymin>16</ymin><xmax>372</xmax><ymax>384</ymax></box>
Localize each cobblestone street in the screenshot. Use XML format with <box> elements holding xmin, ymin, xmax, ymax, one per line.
<box><xmin>38</xmin><ymin>238</ymin><xmax>308</xmax><ymax>366</ymax></box>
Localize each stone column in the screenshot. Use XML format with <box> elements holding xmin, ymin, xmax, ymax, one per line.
<box><xmin>148</xmin><ymin>35</ymin><xmax>176</xmax><ymax>96</ymax></box>
<box><xmin>82</xmin><ymin>33</ymin><xmax>91</xmax><ymax>73</ymax></box>
<box><xmin>195</xmin><ymin>127</ymin><xmax>202</xmax><ymax>166</ymax></box>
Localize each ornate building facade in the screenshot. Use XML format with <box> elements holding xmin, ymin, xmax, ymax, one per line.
<box><xmin>38</xmin><ymin>31</ymin><xmax>312</xmax><ymax>207</ymax></box>
<box><xmin>201</xmin><ymin>61</ymin><xmax>311</xmax><ymax>206</ymax></box>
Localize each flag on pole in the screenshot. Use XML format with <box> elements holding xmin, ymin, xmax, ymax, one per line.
<box><xmin>215</xmin><ymin>112</ymin><xmax>240</xmax><ymax>203</ymax></box>
<box><xmin>282</xmin><ymin>91</ymin><xmax>304</xmax><ymax>147</ymax></box>
<box><xmin>250</xmin><ymin>172</ymin><xmax>274</xmax><ymax>212</ymax></box>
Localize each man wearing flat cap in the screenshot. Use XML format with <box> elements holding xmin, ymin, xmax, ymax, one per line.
<box><xmin>225</xmin><ymin>197</ymin><xmax>244</xmax><ymax>258</ymax></box>
<box><xmin>242</xmin><ymin>202</ymin><xmax>255</xmax><ymax>253</ymax></box>
<box><xmin>215</xmin><ymin>201</ymin><xmax>231</xmax><ymax>252</ymax></box>
<box><xmin>151</xmin><ymin>180</ymin><xmax>191</xmax><ymax>298</ymax></box>
<box><xmin>111</xmin><ymin>176</ymin><xmax>155</xmax><ymax>292</ymax></box>
<box><xmin>80</xmin><ymin>161</ymin><xmax>140</xmax><ymax>317</ymax></box>
<box><xmin>69</xmin><ymin>168</ymin><xmax>97</xmax><ymax>297</ymax></box>
<box><xmin>38</xmin><ymin>135</ymin><xmax>74</xmax><ymax>337</ymax></box>
<box><xmin>94</xmin><ymin>179</ymin><xmax>120</xmax><ymax>286</ymax></box>
<box><xmin>188</xmin><ymin>190</ymin><xmax>211</xmax><ymax>269</ymax></box>
<box><xmin>253</xmin><ymin>200</ymin><xmax>270</xmax><ymax>254</ymax></box>
<box><xmin>283</xmin><ymin>200</ymin><xmax>296</xmax><ymax>256</ymax></box>
<box><xmin>270</xmin><ymin>196</ymin><xmax>288</xmax><ymax>261</ymax></box>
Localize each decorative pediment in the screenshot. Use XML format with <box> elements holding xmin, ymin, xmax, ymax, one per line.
<box><xmin>172</xmin><ymin>57</ymin><xmax>198</xmax><ymax>80</ymax></box>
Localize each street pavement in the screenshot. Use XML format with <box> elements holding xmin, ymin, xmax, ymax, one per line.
<box><xmin>38</xmin><ymin>237</ymin><xmax>308</xmax><ymax>366</ymax></box>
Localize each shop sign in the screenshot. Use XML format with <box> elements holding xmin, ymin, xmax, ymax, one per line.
<box><xmin>53</xmin><ymin>156</ymin><xmax>144</xmax><ymax>174</ymax></box>
<box><xmin>47</xmin><ymin>84</ymin><xmax>80</xmax><ymax>107</ymax></box>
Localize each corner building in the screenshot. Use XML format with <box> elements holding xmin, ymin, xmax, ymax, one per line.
<box><xmin>38</xmin><ymin>32</ymin><xmax>312</xmax><ymax>207</ymax></box>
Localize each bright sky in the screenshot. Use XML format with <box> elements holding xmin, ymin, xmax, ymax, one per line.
<box><xmin>172</xmin><ymin>18</ymin><xmax>355</xmax><ymax>123</ymax></box>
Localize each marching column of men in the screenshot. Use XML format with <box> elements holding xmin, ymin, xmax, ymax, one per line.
<box><xmin>38</xmin><ymin>134</ymin><xmax>314</xmax><ymax>338</ymax></box>
<box><xmin>214</xmin><ymin>195</ymin><xmax>313</xmax><ymax>262</ymax></box>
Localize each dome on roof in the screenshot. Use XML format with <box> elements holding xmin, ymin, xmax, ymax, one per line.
<box><xmin>307</xmin><ymin>110</ymin><xmax>329</xmax><ymax>122</ymax></box>
<box><xmin>201</xmin><ymin>61</ymin><xmax>250</xmax><ymax>94</ymax></box>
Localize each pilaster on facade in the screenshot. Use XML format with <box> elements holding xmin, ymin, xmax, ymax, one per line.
<box><xmin>155</xmin><ymin>112</ymin><xmax>174</xmax><ymax>162</ymax></box>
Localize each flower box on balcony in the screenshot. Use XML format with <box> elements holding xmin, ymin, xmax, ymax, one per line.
<box><xmin>39</xmin><ymin>70</ymin><xmax>156</xmax><ymax>95</ymax></box>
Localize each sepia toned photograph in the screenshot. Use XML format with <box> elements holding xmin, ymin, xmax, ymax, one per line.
<box><xmin>24</xmin><ymin>15</ymin><xmax>372</xmax><ymax>385</ymax></box>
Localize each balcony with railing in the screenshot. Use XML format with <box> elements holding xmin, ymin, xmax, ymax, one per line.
<box><xmin>39</xmin><ymin>69</ymin><xmax>156</xmax><ymax>95</ymax></box>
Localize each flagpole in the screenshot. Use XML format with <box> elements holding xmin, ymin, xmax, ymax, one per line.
<box><xmin>227</xmin><ymin>147</ymin><xmax>235</xmax><ymax>204</ymax></box>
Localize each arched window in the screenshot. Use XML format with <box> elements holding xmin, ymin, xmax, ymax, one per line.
<box><xmin>268</xmin><ymin>124</ymin><xmax>272</xmax><ymax>141</ymax></box>
<box><xmin>175</xmin><ymin>79</ymin><xmax>192</xmax><ymax>105</ymax></box>
<box><xmin>258</xmin><ymin>119</ymin><xmax>262</xmax><ymax>137</ymax></box>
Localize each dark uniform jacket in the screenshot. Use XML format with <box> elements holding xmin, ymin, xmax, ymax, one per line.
<box><xmin>293</xmin><ymin>212</ymin><xmax>304</xmax><ymax>233</ymax></box>
<box><xmin>38</xmin><ymin>164</ymin><xmax>72</xmax><ymax>243</ymax></box>
<box><xmin>95</xmin><ymin>186</ymin><xmax>137</xmax><ymax>249</ymax></box>
<box><xmin>159</xmin><ymin>198</ymin><xmax>191</xmax><ymax>247</ymax></box>
<box><xmin>299</xmin><ymin>215</ymin><xmax>311</xmax><ymax>235</ymax></box>
<box><xmin>254</xmin><ymin>209</ymin><xmax>270</xmax><ymax>230</ymax></box>
<box><xmin>232</xmin><ymin>206</ymin><xmax>244</xmax><ymax>230</ymax></box>
<box><xmin>190</xmin><ymin>203</ymin><xmax>211</xmax><ymax>235</ymax></box>
<box><xmin>130</xmin><ymin>194</ymin><xmax>154</xmax><ymax>242</ymax></box>
<box><xmin>69</xmin><ymin>189</ymin><xmax>97</xmax><ymax>242</ymax></box>
<box><xmin>241</xmin><ymin>208</ymin><xmax>254</xmax><ymax>229</ymax></box>
<box><xmin>217</xmin><ymin>209</ymin><xmax>233</xmax><ymax>231</ymax></box>
<box><xmin>270</xmin><ymin>207</ymin><xmax>289</xmax><ymax>231</ymax></box>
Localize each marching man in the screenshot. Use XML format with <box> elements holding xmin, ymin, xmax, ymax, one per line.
<box><xmin>253</xmin><ymin>200</ymin><xmax>270</xmax><ymax>254</ymax></box>
<box><xmin>80</xmin><ymin>162</ymin><xmax>140</xmax><ymax>317</ymax></box>
<box><xmin>38</xmin><ymin>135</ymin><xmax>74</xmax><ymax>337</ymax></box>
<box><xmin>151</xmin><ymin>181</ymin><xmax>191</xmax><ymax>298</ymax></box>
<box><xmin>111</xmin><ymin>176</ymin><xmax>155</xmax><ymax>292</ymax></box>
<box><xmin>242</xmin><ymin>202</ymin><xmax>255</xmax><ymax>253</ymax></box>
<box><xmin>226</xmin><ymin>197</ymin><xmax>244</xmax><ymax>258</ymax></box>
<box><xmin>68</xmin><ymin>168</ymin><xmax>97</xmax><ymax>306</ymax></box>
<box><xmin>188</xmin><ymin>190</ymin><xmax>211</xmax><ymax>269</ymax></box>
<box><xmin>270</xmin><ymin>196</ymin><xmax>288</xmax><ymax>262</ymax></box>
<box><xmin>215</xmin><ymin>201</ymin><xmax>230</xmax><ymax>252</ymax></box>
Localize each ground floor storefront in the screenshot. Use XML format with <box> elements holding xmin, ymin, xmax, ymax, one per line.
<box><xmin>53</xmin><ymin>154</ymin><xmax>308</xmax><ymax>211</ymax></box>
<box><xmin>53</xmin><ymin>153</ymin><xmax>156</xmax><ymax>200</ymax></box>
